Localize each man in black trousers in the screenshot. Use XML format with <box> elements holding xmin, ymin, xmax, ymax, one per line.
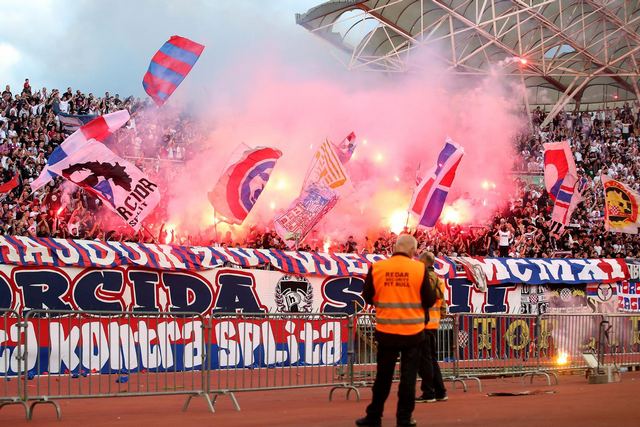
<box><xmin>356</xmin><ymin>235</ymin><xmax>436</xmax><ymax>427</ymax></box>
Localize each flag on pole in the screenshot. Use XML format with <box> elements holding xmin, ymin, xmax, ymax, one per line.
<box><xmin>335</xmin><ymin>132</ymin><xmax>357</xmax><ymax>163</ymax></box>
<box><xmin>46</xmin><ymin>139</ymin><xmax>161</xmax><ymax>231</ymax></box>
<box><xmin>410</xmin><ymin>138</ymin><xmax>464</xmax><ymax>227</ymax></box>
<box><xmin>143</xmin><ymin>35</ymin><xmax>205</xmax><ymax>106</ymax></box>
<box><xmin>208</xmin><ymin>146</ymin><xmax>282</xmax><ymax>224</ymax></box>
<box><xmin>31</xmin><ymin>110</ymin><xmax>131</xmax><ymax>192</ymax></box>
<box><xmin>52</xmin><ymin>102</ymin><xmax>97</xmax><ymax>134</ymax></box>
<box><xmin>543</xmin><ymin>141</ymin><xmax>577</xmax><ymax>201</ymax></box>
<box><xmin>302</xmin><ymin>139</ymin><xmax>349</xmax><ymax>191</ymax></box>
<box><xmin>549</xmin><ymin>174</ymin><xmax>586</xmax><ymax>234</ymax></box>
<box><xmin>274</xmin><ymin>182</ymin><xmax>339</xmax><ymax>248</ymax></box>
<box><xmin>602</xmin><ymin>175</ymin><xmax>640</xmax><ymax>234</ymax></box>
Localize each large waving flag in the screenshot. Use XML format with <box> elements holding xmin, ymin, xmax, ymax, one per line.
<box><xmin>410</xmin><ymin>138</ymin><xmax>464</xmax><ymax>227</ymax></box>
<box><xmin>274</xmin><ymin>182</ymin><xmax>339</xmax><ymax>248</ymax></box>
<box><xmin>143</xmin><ymin>35</ymin><xmax>205</xmax><ymax>106</ymax></box>
<box><xmin>31</xmin><ymin>110</ymin><xmax>130</xmax><ymax>192</ymax></box>
<box><xmin>549</xmin><ymin>174</ymin><xmax>586</xmax><ymax>234</ymax></box>
<box><xmin>543</xmin><ymin>141</ymin><xmax>577</xmax><ymax>201</ymax></box>
<box><xmin>602</xmin><ymin>175</ymin><xmax>640</xmax><ymax>234</ymax></box>
<box><xmin>276</xmin><ymin>138</ymin><xmax>350</xmax><ymax>246</ymax></box>
<box><xmin>52</xmin><ymin>102</ymin><xmax>97</xmax><ymax>134</ymax></box>
<box><xmin>46</xmin><ymin>139</ymin><xmax>161</xmax><ymax>231</ymax></box>
<box><xmin>302</xmin><ymin>139</ymin><xmax>349</xmax><ymax>191</ymax></box>
<box><xmin>208</xmin><ymin>146</ymin><xmax>282</xmax><ymax>224</ymax></box>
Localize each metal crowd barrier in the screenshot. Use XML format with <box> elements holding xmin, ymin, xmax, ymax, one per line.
<box><xmin>536</xmin><ymin>313</ymin><xmax>603</xmax><ymax>373</ymax></box>
<box><xmin>21</xmin><ymin>310</ymin><xmax>211</xmax><ymax>420</ymax></box>
<box><xmin>347</xmin><ymin>312</ymin><xmax>640</xmax><ymax>392</ymax></box>
<box><xmin>0</xmin><ymin>309</ymin><xmax>28</xmax><ymax>417</ymax></box>
<box><xmin>2</xmin><ymin>308</ymin><xmax>639</xmax><ymax>421</ymax></box>
<box><xmin>602</xmin><ymin>314</ymin><xmax>640</xmax><ymax>370</ymax></box>
<box><xmin>207</xmin><ymin>312</ymin><xmax>358</xmax><ymax>407</ymax></box>
<box><xmin>453</xmin><ymin>314</ymin><xmax>551</xmax><ymax>389</ymax></box>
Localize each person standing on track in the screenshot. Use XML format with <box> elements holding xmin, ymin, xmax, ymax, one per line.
<box><xmin>415</xmin><ymin>251</ymin><xmax>448</xmax><ymax>403</ymax></box>
<box><xmin>356</xmin><ymin>235</ymin><xmax>436</xmax><ymax>427</ymax></box>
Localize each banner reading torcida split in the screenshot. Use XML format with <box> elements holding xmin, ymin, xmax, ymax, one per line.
<box><xmin>0</xmin><ymin>236</ymin><xmax>635</xmax><ymax>316</ymax></box>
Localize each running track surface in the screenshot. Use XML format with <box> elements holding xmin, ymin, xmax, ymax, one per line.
<box><xmin>3</xmin><ymin>372</ymin><xmax>640</xmax><ymax>426</ymax></box>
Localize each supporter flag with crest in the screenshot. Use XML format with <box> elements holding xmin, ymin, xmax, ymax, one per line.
<box><xmin>410</xmin><ymin>138</ymin><xmax>464</xmax><ymax>227</ymax></box>
<box><xmin>302</xmin><ymin>139</ymin><xmax>350</xmax><ymax>191</ymax></box>
<box><xmin>208</xmin><ymin>145</ymin><xmax>282</xmax><ymax>224</ymax></box>
<box><xmin>42</xmin><ymin>111</ymin><xmax>161</xmax><ymax>231</ymax></box>
<box><xmin>143</xmin><ymin>35</ymin><xmax>205</xmax><ymax>106</ymax></box>
<box><xmin>274</xmin><ymin>182</ymin><xmax>339</xmax><ymax>248</ymax></box>
<box><xmin>602</xmin><ymin>175</ymin><xmax>640</xmax><ymax>234</ymax></box>
<box><xmin>276</xmin><ymin>136</ymin><xmax>352</xmax><ymax>247</ymax></box>
<box><xmin>31</xmin><ymin>110</ymin><xmax>131</xmax><ymax>192</ymax></box>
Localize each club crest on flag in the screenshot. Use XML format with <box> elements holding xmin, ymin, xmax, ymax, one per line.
<box><xmin>208</xmin><ymin>146</ymin><xmax>282</xmax><ymax>224</ymax></box>
<box><xmin>61</xmin><ymin>161</ymin><xmax>132</xmax><ymax>207</ymax></box>
<box><xmin>603</xmin><ymin>176</ymin><xmax>639</xmax><ymax>233</ymax></box>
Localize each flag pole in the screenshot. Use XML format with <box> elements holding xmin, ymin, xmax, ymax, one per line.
<box><xmin>141</xmin><ymin>224</ymin><xmax>159</xmax><ymax>244</ymax></box>
<box><xmin>213</xmin><ymin>208</ymin><xmax>219</xmax><ymax>243</ymax></box>
<box><xmin>405</xmin><ymin>161</ymin><xmax>422</xmax><ymax>230</ymax></box>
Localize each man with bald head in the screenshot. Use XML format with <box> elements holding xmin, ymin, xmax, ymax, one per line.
<box><xmin>356</xmin><ymin>235</ymin><xmax>437</xmax><ymax>427</ymax></box>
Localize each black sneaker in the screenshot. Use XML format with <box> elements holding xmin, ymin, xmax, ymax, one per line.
<box><xmin>415</xmin><ymin>395</ymin><xmax>436</xmax><ymax>403</ymax></box>
<box><xmin>397</xmin><ymin>419</ymin><xmax>417</xmax><ymax>427</ymax></box>
<box><xmin>355</xmin><ymin>417</ymin><xmax>382</xmax><ymax>427</ymax></box>
<box><xmin>436</xmin><ymin>395</ymin><xmax>448</xmax><ymax>402</ymax></box>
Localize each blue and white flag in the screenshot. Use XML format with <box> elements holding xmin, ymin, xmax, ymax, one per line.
<box><xmin>46</xmin><ymin>138</ymin><xmax>161</xmax><ymax>231</ymax></box>
<box><xmin>31</xmin><ymin>110</ymin><xmax>130</xmax><ymax>192</ymax></box>
<box><xmin>410</xmin><ymin>138</ymin><xmax>464</xmax><ymax>227</ymax></box>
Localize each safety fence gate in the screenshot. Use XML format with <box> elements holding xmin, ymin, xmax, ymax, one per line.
<box><xmin>1</xmin><ymin>310</ymin><xmax>639</xmax><ymax>420</ymax></box>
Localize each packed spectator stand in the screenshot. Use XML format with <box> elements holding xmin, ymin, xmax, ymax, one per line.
<box><xmin>1</xmin><ymin>80</ymin><xmax>639</xmax><ymax>259</ymax></box>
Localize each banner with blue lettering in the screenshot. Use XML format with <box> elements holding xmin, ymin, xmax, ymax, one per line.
<box><xmin>0</xmin><ymin>315</ymin><xmax>348</xmax><ymax>376</ymax></box>
<box><xmin>0</xmin><ymin>237</ymin><xmax>629</xmax><ymax>284</ymax></box>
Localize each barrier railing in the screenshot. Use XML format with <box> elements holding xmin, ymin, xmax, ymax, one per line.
<box><xmin>603</xmin><ymin>314</ymin><xmax>640</xmax><ymax>370</ymax></box>
<box><xmin>0</xmin><ymin>309</ymin><xmax>28</xmax><ymax>417</ymax></box>
<box><xmin>207</xmin><ymin>312</ymin><xmax>358</xmax><ymax>407</ymax></box>
<box><xmin>1</xmin><ymin>309</ymin><xmax>639</xmax><ymax>420</ymax></box>
<box><xmin>537</xmin><ymin>313</ymin><xmax>606</xmax><ymax>373</ymax></box>
<box><xmin>22</xmin><ymin>310</ymin><xmax>211</xmax><ymax>420</ymax></box>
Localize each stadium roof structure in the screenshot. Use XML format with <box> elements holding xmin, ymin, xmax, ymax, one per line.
<box><xmin>296</xmin><ymin>0</ymin><xmax>640</xmax><ymax>126</ymax></box>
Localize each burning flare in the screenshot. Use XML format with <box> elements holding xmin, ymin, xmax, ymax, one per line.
<box><xmin>556</xmin><ymin>351</ymin><xmax>569</xmax><ymax>366</ymax></box>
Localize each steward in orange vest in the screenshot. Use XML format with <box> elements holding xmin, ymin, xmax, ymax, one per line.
<box><xmin>357</xmin><ymin>235</ymin><xmax>436</xmax><ymax>427</ymax></box>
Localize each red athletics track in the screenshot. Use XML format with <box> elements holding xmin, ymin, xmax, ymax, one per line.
<box><xmin>2</xmin><ymin>372</ymin><xmax>640</xmax><ymax>426</ymax></box>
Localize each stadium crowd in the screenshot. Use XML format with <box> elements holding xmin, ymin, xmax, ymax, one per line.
<box><xmin>1</xmin><ymin>79</ymin><xmax>639</xmax><ymax>258</ymax></box>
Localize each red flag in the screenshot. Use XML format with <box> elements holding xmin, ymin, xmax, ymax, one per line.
<box><xmin>0</xmin><ymin>174</ymin><xmax>19</xmax><ymax>193</ymax></box>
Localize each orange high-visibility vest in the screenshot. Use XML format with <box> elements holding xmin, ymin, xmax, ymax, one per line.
<box><xmin>426</xmin><ymin>276</ymin><xmax>445</xmax><ymax>330</ymax></box>
<box><xmin>372</xmin><ymin>255</ymin><xmax>426</xmax><ymax>335</ymax></box>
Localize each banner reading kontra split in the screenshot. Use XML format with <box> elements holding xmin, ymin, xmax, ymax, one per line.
<box><xmin>0</xmin><ymin>314</ymin><xmax>348</xmax><ymax>376</ymax></box>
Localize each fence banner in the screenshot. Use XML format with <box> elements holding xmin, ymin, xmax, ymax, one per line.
<box><xmin>0</xmin><ymin>314</ymin><xmax>349</xmax><ymax>376</ymax></box>
<box><xmin>209</xmin><ymin>315</ymin><xmax>348</xmax><ymax>369</ymax></box>
<box><xmin>0</xmin><ymin>237</ymin><xmax>628</xmax><ymax>285</ymax></box>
